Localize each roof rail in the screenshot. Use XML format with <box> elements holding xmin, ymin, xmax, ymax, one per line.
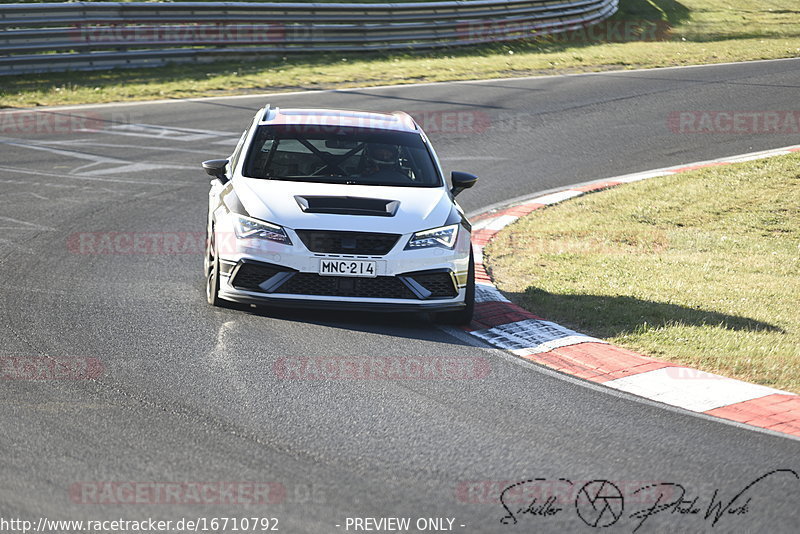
<box><xmin>261</xmin><ymin>104</ymin><xmax>281</xmax><ymax>122</ymax></box>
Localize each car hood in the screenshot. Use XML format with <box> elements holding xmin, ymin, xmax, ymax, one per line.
<box><xmin>234</xmin><ymin>177</ymin><xmax>452</xmax><ymax>234</ymax></box>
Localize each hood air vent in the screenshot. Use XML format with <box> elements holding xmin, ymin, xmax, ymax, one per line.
<box><xmin>294</xmin><ymin>196</ymin><xmax>399</xmax><ymax>217</ymax></box>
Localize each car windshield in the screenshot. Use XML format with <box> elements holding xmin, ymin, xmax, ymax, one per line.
<box><xmin>243</xmin><ymin>125</ymin><xmax>441</xmax><ymax>187</ymax></box>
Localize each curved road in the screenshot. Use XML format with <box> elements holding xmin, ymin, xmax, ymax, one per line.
<box><xmin>1</xmin><ymin>59</ymin><xmax>799</xmax><ymax>532</ymax></box>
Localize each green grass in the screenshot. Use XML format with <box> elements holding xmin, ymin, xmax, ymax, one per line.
<box><xmin>1</xmin><ymin>0</ymin><xmax>800</xmax><ymax>108</ymax></box>
<box><xmin>483</xmin><ymin>153</ymin><xmax>800</xmax><ymax>394</ymax></box>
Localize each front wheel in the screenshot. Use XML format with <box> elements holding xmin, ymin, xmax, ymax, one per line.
<box><xmin>436</xmin><ymin>250</ymin><xmax>475</xmax><ymax>325</ymax></box>
<box><xmin>205</xmin><ymin>228</ymin><xmax>226</xmax><ymax>307</ymax></box>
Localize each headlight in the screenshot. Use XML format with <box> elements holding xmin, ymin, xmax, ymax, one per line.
<box><xmin>233</xmin><ymin>215</ymin><xmax>292</xmax><ymax>245</ymax></box>
<box><xmin>405</xmin><ymin>223</ymin><xmax>459</xmax><ymax>250</ymax></box>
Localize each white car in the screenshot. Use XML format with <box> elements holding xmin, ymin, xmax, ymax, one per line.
<box><xmin>202</xmin><ymin>106</ymin><xmax>478</xmax><ymax>324</ymax></box>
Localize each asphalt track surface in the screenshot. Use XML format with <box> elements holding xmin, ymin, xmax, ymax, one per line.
<box><xmin>1</xmin><ymin>59</ymin><xmax>799</xmax><ymax>533</ymax></box>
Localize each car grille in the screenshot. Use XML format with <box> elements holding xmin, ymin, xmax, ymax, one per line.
<box><xmin>295</xmin><ymin>230</ymin><xmax>400</xmax><ymax>255</ymax></box>
<box><xmin>230</xmin><ymin>262</ymin><xmax>285</xmax><ymax>291</ymax></box>
<box><xmin>230</xmin><ymin>261</ymin><xmax>458</xmax><ymax>301</ymax></box>
<box><xmin>276</xmin><ymin>273</ymin><xmax>417</xmax><ymax>299</ymax></box>
<box><xmin>408</xmin><ymin>272</ymin><xmax>458</xmax><ymax>298</ymax></box>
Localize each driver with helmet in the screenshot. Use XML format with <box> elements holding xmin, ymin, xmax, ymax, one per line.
<box><xmin>362</xmin><ymin>143</ymin><xmax>408</xmax><ymax>182</ymax></box>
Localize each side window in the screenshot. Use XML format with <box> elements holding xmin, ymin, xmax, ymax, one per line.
<box><xmin>228</xmin><ymin>129</ymin><xmax>248</xmax><ymax>175</ymax></box>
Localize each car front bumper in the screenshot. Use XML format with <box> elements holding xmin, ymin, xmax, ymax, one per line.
<box><xmin>213</xmin><ymin>224</ymin><xmax>471</xmax><ymax>312</ymax></box>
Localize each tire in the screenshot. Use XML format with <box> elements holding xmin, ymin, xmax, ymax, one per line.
<box><xmin>205</xmin><ymin>227</ymin><xmax>226</xmax><ymax>307</ymax></box>
<box><xmin>436</xmin><ymin>250</ymin><xmax>475</xmax><ymax>325</ymax></box>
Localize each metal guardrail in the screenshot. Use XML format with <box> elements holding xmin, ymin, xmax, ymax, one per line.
<box><xmin>0</xmin><ymin>0</ymin><xmax>619</xmax><ymax>75</ymax></box>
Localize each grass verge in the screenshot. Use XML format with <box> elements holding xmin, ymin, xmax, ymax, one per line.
<box><xmin>1</xmin><ymin>0</ymin><xmax>799</xmax><ymax>108</ymax></box>
<box><xmin>483</xmin><ymin>153</ymin><xmax>800</xmax><ymax>394</ymax></box>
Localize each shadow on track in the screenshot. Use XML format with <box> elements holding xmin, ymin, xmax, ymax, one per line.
<box><xmin>213</xmin><ymin>301</ymin><xmax>477</xmax><ymax>347</ymax></box>
<box><xmin>502</xmin><ymin>287</ymin><xmax>784</xmax><ymax>338</ymax></box>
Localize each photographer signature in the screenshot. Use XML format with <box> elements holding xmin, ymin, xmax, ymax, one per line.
<box><xmin>498</xmin><ymin>469</ymin><xmax>798</xmax><ymax>531</ymax></box>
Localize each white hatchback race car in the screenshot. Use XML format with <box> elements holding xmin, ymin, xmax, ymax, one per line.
<box><xmin>202</xmin><ymin>106</ymin><xmax>478</xmax><ymax>324</ymax></box>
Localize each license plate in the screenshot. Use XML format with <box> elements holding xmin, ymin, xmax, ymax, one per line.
<box><xmin>319</xmin><ymin>259</ymin><xmax>377</xmax><ymax>278</ymax></box>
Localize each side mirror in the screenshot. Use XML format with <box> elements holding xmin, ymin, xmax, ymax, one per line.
<box><xmin>202</xmin><ymin>159</ymin><xmax>229</xmax><ymax>182</ymax></box>
<box><xmin>450</xmin><ymin>171</ymin><xmax>478</xmax><ymax>197</ymax></box>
